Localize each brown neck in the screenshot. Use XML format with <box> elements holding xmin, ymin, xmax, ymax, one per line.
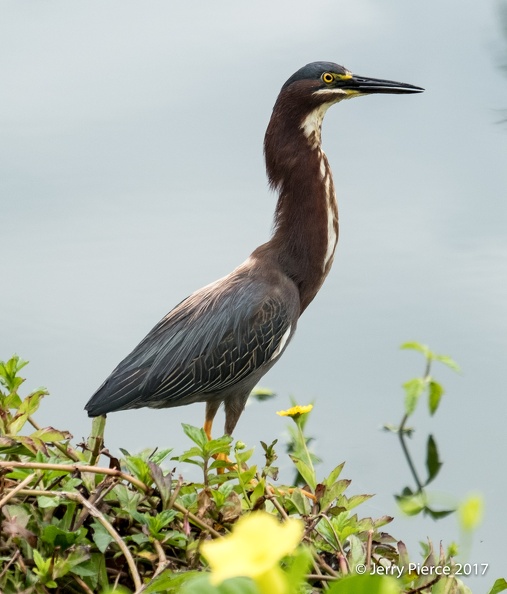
<box><xmin>262</xmin><ymin>89</ymin><xmax>339</xmax><ymax>313</ymax></box>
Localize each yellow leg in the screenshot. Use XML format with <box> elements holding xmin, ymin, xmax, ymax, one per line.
<box><xmin>201</xmin><ymin>409</ymin><xmax>314</xmax><ymax>497</ymax></box>
<box><xmin>204</xmin><ymin>401</ymin><xmax>220</xmax><ymax>441</ymax></box>
<box><xmin>203</xmin><ymin>405</ymin><xmax>234</xmax><ymax>473</ymax></box>
<box><xmin>203</xmin><ymin>418</ymin><xmax>233</xmax><ymax>468</ymax></box>
<box><xmin>203</xmin><ymin>418</ymin><xmax>213</xmax><ymax>442</ymax></box>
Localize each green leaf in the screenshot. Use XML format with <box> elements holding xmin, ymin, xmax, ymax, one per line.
<box><xmin>397</xmin><ymin>540</ymin><xmax>410</xmax><ymax>570</ymax></box>
<box><xmin>82</xmin><ymin>553</ymin><xmax>108</xmax><ymax>590</ymax></box>
<box><xmin>112</xmin><ymin>483</ymin><xmax>143</xmax><ymax>513</ymax></box>
<box><xmin>209</xmin><ymin>458</ymin><xmax>232</xmax><ymax>471</ymax></box>
<box><xmin>234</xmin><ymin>445</ymin><xmax>254</xmax><ymax>466</ymax></box>
<box><xmin>149</xmin><ymin>448</ymin><xmax>173</xmax><ymax>465</ymax></box>
<box><xmin>179</xmin><ymin>446</ymin><xmax>206</xmax><ymax>465</ymax></box>
<box><xmin>149</xmin><ymin>510</ymin><xmax>177</xmax><ymax>536</ymax></box>
<box><xmin>129</xmin><ymin>532</ymin><xmax>150</xmax><ymax>545</ymax></box>
<box><xmin>344</xmin><ymin>494</ymin><xmax>373</xmax><ymax>510</ymax></box>
<box><xmin>37</xmin><ymin>495</ymin><xmax>60</xmax><ymax>508</ymax></box>
<box><xmin>372</xmin><ymin>515</ymin><xmax>393</xmax><ymax>529</ymax></box>
<box><xmin>3</xmin><ymin>504</ymin><xmax>31</xmax><ymax>527</ymax></box>
<box><xmin>249</xmin><ymin>478</ymin><xmax>266</xmax><ymax>506</ymax></box>
<box><xmin>91</xmin><ymin>521</ymin><xmax>115</xmax><ymax>553</ymax></box>
<box><xmin>31</xmin><ymin>426</ymin><xmax>73</xmax><ymax>443</ymax></box>
<box><xmin>488</xmin><ymin>578</ymin><xmax>507</xmax><ymax>594</ymax></box>
<box><xmin>32</xmin><ymin>549</ymin><xmax>51</xmax><ymax>574</ymax></box>
<box><xmin>123</xmin><ymin>455</ymin><xmax>152</xmax><ymax>485</ymax></box>
<box><xmin>328</xmin><ymin>574</ymin><xmax>401</xmax><ymax>594</ymax></box>
<box><xmin>0</xmin><ymin>436</ymin><xmax>34</xmax><ymax>456</ymax></box>
<box><xmin>3</xmin><ymin>388</ymin><xmax>22</xmax><ymax>407</ymax></box>
<box><xmin>285</xmin><ymin>547</ymin><xmax>312</xmax><ymax>590</ymax></box>
<box><xmin>143</xmin><ymin>569</ymin><xmax>204</xmax><ymax>593</ymax></box>
<box><xmin>41</xmin><ymin>525</ymin><xmax>86</xmax><ymax>550</ymax></box>
<box><xmin>71</xmin><ymin>563</ymin><xmax>102</xmax><ymax>578</ymax></box>
<box><xmin>425</xmin><ymin>434</ymin><xmax>442</xmax><ymax>485</ymax></box>
<box><xmin>428</xmin><ymin>380</ymin><xmax>444</xmax><ymax>415</ymax></box>
<box><xmin>53</xmin><ymin>546</ymin><xmax>91</xmax><ymax>579</ymax></box>
<box><xmin>8</xmin><ymin>412</ymin><xmax>30</xmax><ymax>436</ymax></box>
<box><xmin>434</xmin><ymin>353</ymin><xmax>461</xmax><ymax>372</ymax></box>
<box><xmin>217</xmin><ymin>482</ymin><xmax>234</xmax><ymax>499</ymax></box>
<box><xmin>18</xmin><ymin>389</ymin><xmax>47</xmax><ymax>416</ymax></box>
<box><xmin>0</xmin><ymin>355</ymin><xmax>29</xmax><ymax>392</ymax></box>
<box><xmin>182</xmin><ymin>423</ymin><xmax>208</xmax><ymax>448</ymax></box>
<box><xmin>234</xmin><ymin>465</ymin><xmax>257</xmax><ymax>485</ymax></box>
<box><xmin>249</xmin><ymin>386</ymin><xmax>276</xmax><ymax>401</ymax></box>
<box><xmin>430</xmin><ymin>576</ymin><xmax>458</xmax><ymax>594</ymax></box>
<box><xmin>320</xmin><ymin>479</ymin><xmax>351</xmax><ymax>510</ymax></box>
<box><xmin>13</xmin><ymin>435</ymin><xmax>46</xmax><ymax>455</ymax></box>
<box><xmin>149</xmin><ymin>462</ymin><xmax>172</xmax><ymax>509</ymax></box>
<box><xmin>322</xmin><ymin>462</ymin><xmax>345</xmax><ymax>487</ymax></box>
<box><xmin>70</xmin><ymin>563</ymin><xmax>101</xmax><ymax>578</ymax></box>
<box><xmin>289</xmin><ymin>488</ymin><xmax>312</xmax><ymax>516</ymax></box>
<box><xmin>205</xmin><ymin>435</ymin><xmax>233</xmax><ymax>458</ymax></box>
<box><xmin>316</xmin><ymin>516</ymin><xmax>340</xmax><ymax>549</ymax></box>
<box><xmin>400</xmin><ymin>342</ymin><xmax>430</xmax><ymax>357</ymax></box>
<box><xmin>424</xmin><ymin>507</ymin><xmax>454</xmax><ymax>520</ymax></box>
<box><xmin>347</xmin><ymin>534</ymin><xmax>365</xmax><ymax>569</ymax></box>
<box><xmin>180</xmin><ymin>575</ymin><xmax>259</xmax><ymax>594</ymax></box>
<box><xmin>395</xmin><ymin>492</ymin><xmax>426</xmax><ymax>516</ymax></box>
<box><xmin>289</xmin><ymin>455</ymin><xmax>316</xmax><ymax>491</ymax></box>
<box><xmin>403</xmin><ymin>377</ymin><xmax>426</xmax><ymax>416</ymax></box>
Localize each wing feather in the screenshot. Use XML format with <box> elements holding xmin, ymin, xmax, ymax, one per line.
<box><xmin>86</xmin><ymin>271</ymin><xmax>298</xmax><ymax>415</ymax></box>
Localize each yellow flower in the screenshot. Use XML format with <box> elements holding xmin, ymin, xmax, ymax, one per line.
<box><xmin>458</xmin><ymin>494</ymin><xmax>484</xmax><ymax>532</ymax></box>
<box><xmin>276</xmin><ymin>404</ymin><xmax>313</xmax><ymax>419</ymax></box>
<box><xmin>201</xmin><ymin>512</ymin><xmax>303</xmax><ymax>593</ymax></box>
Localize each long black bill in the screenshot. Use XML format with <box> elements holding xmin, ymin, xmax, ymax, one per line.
<box><xmin>346</xmin><ymin>75</ymin><xmax>424</xmax><ymax>94</ymax></box>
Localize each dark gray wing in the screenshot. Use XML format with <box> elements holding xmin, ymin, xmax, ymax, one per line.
<box><xmin>85</xmin><ymin>271</ymin><xmax>298</xmax><ymax>415</ymax></box>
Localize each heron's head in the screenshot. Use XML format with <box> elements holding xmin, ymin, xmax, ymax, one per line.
<box><xmin>281</xmin><ymin>61</ymin><xmax>424</xmax><ymax>105</ymax></box>
<box><xmin>266</xmin><ymin>61</ymin><xmax>423</xmax><ymax>152</ymax></box>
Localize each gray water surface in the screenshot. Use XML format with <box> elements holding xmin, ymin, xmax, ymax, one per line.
<box><xmin>2</xmin><ymin>1</ymin><xmax>506</xmax><ymax>590</ymax></box>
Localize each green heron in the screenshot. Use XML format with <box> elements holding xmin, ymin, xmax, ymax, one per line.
<box><xmin>85</xmin><ymin>62</ymin><xmax>423</xmax><ymax>439</ymax></box>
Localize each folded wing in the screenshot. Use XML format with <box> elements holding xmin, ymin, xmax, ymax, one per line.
<box><xmin>85</xmin><ymin>271</ymin><xmax>298</xmax><ymax>416</ymax></box>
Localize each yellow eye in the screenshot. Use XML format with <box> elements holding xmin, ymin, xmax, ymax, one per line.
<box><xmin>322</xmin><ymin>72</ymin><xmax>334</xmax><ymax>84</ymax></box>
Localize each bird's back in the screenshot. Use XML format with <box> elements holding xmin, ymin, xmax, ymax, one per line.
<box><xmin>85</xmin><ymin>256</ymin><xmax>300</xmax><ymax>417</ymax></box>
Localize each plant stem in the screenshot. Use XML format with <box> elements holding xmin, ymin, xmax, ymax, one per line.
<box><xmin>398</xmin><ymin>413</ymin><xmax>424</xmax><ymax>493</ymax></box>
<box><xmin>398</xmin><ymin>355</ymin><xmax>433</xmax><ymax>493</ymax></box>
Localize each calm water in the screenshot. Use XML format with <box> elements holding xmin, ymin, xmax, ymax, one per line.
<box><xmin>2</xmin><ymin>1</ymin><xmax>506</xmax><ymax>590</ymax></box>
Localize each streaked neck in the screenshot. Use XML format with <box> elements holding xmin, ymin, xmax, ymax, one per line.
<box><xmin>263</xmin><ymin>98</ymin><xmax>339</xmax><ymax>312</ymax></box>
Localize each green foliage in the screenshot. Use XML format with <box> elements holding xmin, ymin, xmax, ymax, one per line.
<box><xmin>248</xmin><ymin>386</ymin><xmax>276</xmax><ymax>402</ymax></box>
<box><xmin>0</xmin><ymin>354</ymin><xmax>503</xmax><ymax>594</ymax></box>
<box><xmin>0</xmin><ymin>355</ymin><xmax>69</xmax><ymax>457</ymax></box>
<box><xmin>399</xmin><ymin>341</ymin><xmax>459</xmax><ymax>419</ymax></box>
<box><xmin>385</xmin><ymin>342</ymin><xmax>461</xmax><ymax>520</ymax></box>
<box><xmin>489</xmin><ymin>579</ymin><xmax>507</xmax><ymax>594</ymax></box>
<box><xmin>327</xmin><ymin>574</ymin><xmax>400</xmax><ymax>594</ymax></box>
<box><xmin>281</xmin><ymin>399</ymin><xmax>322</xmax><ymax>487</ymax></box>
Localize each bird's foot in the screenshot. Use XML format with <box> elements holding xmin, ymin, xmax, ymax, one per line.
<box><xmin>266</xmin><ymin>483</ymin><xmax>316</xmax><ymax>502</ymax></box>
<box><xmin>213</xmin><ymin>451</ymin><xmax>236</xmax><ymax>475</ymax></box>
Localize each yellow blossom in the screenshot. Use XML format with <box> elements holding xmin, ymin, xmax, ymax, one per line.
<box><xmin>201</xmin><ymin>512</ymin><xmax>303</xmax><ymax>593</ymax></box>
<box><xmin>276</xmin><ymin>404</ymin><xmax>313</xmax><ymax>419</ymax></box>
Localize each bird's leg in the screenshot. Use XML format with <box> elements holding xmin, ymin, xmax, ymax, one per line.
<box><xmin>204</xmin><ymin>401</ymin><xmax>234</xmax><ymax>472</ymax></box>
<box><xmin>224</xmin><ymin>394</ymin><xmax>248</xmax><ymax>436</ymax></box>
<box><xmin>207</xmin><ymin>402</ymin><xmax>314</xmax><ymax>499</ymax></box>
<box><xmin>204</xmin><ymin>401</ymin><xmax>220</xmax><ymax>441</ymax></box>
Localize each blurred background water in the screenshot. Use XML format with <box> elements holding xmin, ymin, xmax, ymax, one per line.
<box><xmin>2</xmin><ymin>1</ymin><xmax>506</xmax><ymax>590</ymax></box>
